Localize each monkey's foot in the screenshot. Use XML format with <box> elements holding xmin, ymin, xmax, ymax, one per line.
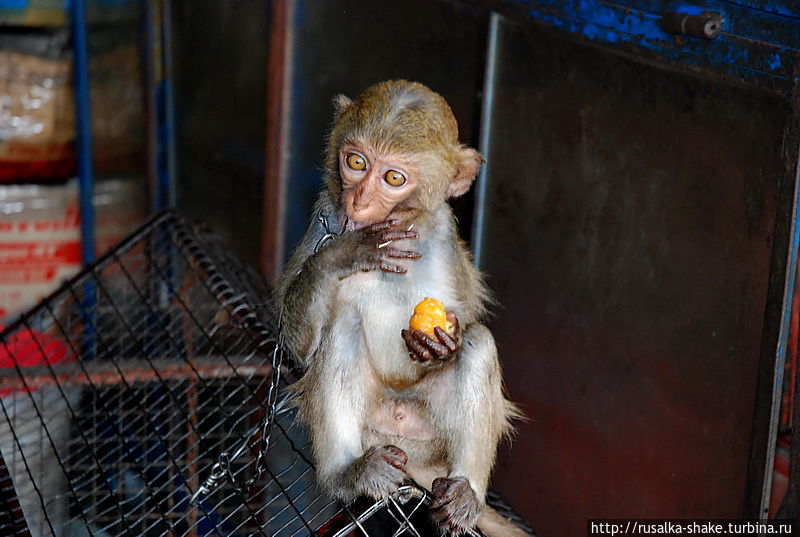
<box><xmin>430</xmin><ymin>477</ymin><xmax>481</xmax><ymax>535</ymax></box>
<box><xmin>353</xmin><ymin>445</ymin><xmax>408</xmax><ymax>499</ymax></box>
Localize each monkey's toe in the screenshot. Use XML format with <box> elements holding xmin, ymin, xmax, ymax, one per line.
<box><xmin>354</xmin><ymin>445</ymin><xmax>408</xmax><ymax>499</ymax></box>
<box><xmin>430</xmin><ymin>477</ymin><xmax>481</xmax><ymax>535</ymax></box>
<box><xmin>379</xmin><ymin>445</ymin><xmax>408</xmax><ymax>468</ymax></box>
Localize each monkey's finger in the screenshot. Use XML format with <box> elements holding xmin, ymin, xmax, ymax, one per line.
<box><xmin>401</xmin><ymin>330</ymin><xmax>417</xmax><ymax>359</ymax></box>
<box><xmin>365</xmin><ymin>218</ymin><xmax>400</xmax><ymax>233</ymax></box>
<box><xmin>446</xmin><ymin>311</ymin><xmax>460</xmax><ymax>334</ymax></box>
<box><xmin>412</xmin><ymin>330</ymin><xmax>449</xmax><ymax>358</ymax></box>
<box><xmin>378</xmin><ymin>261</ymin><xmax>407</xmax><ymax>274</ymax></box>
<box><xmin>380</xmin><ymin>445</ymin><xmax>408</xmax><ymax>469</ymax></box>
<box><xmin>378</xmin><ymin>229</ymin><xmax>419</xmax><ymax>242</ymax></box>
<box><xmin>383</xmin><ymin>247</ymin><xmax>421</xmax><ymax>259</ymax></box>
<box><xmin>434</xmin><ymin>327</ymin><xmax>458</xmax><ymax>353</ymax></box>
<box><xmin>402</xmin><ymin>330</ymin><xmax>432</xmax><ymax>362</ymax></box>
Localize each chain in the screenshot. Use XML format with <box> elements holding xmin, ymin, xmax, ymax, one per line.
<box><xmin>314</xmin><ymin>211</ymin><xmax>339</xmax><ymax>253</ymax></box>
<box><xmin>190</xmin><ymin>333</ymin><xmax>285</xmax><ymax>505</ymax></box>
<box><xmin>191</xmin><ymin>212</ymin><xmax>333</xmax><ymax>505</ymax></box>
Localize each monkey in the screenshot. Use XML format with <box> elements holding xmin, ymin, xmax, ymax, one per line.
<box><xmin>275</xmin><ymin>80</ymin><xmax>524</xmax><ymax>536</ymax></box>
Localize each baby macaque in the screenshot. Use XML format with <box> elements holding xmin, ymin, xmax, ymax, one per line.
<box><xmin>276</xmin><ymin>80</ymin><xmax>523</xmax><ymax>536</ymax></box>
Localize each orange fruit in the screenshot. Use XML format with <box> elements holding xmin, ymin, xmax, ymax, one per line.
<box><xmin>409</xmin><ymin>297</ymin><xmax>453</xmax><ymax>336</ymax></box>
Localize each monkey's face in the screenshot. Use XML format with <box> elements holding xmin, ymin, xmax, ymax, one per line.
<box><xmin>338</xmin><ymin>141</ymin><xmax>421</xmax><ymax>230</ymax></box>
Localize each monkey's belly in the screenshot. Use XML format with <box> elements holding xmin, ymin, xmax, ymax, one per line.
<box><xmin>368</xmin><ymin>397</ymin><xmax>434</xmax><ymax>442</ymax></box>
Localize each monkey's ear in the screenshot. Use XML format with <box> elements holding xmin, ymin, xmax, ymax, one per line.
<box><xmin>332</xmin><ymin>95</ymin><xmax>352</xmax><ymax>120</ymax></box>
<box><xmin>448</xmin><ymin>147</ymin><xmax>484</xmax><ymax>198</ymax></box>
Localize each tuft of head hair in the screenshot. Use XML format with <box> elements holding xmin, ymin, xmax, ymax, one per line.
<box><xmin>325</xmin><ymin>80</ymin><xmax>459</xmax><ymax>168</ymax></box>
<box><xmin>339</xmin><ymin>80</ymin><xmax>456</xmax><ymax>147</ymax></box>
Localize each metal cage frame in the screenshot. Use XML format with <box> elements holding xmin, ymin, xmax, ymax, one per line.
<box><xmin>0</xmin><ymin>210</ymin><xmax>533</xmax><ymax>537</ymax></box>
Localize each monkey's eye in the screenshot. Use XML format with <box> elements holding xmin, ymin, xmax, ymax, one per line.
<box><xmin>384</xmin><ymin>170</ymin><xmax>406</xmax><ymax>187</ymax></box>
<box><xmin>345</xmin><ymin>153</ymin><xmax>366</xmax><ymax>171</ymax></box>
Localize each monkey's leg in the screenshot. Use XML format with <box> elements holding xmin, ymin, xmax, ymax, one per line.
<box><xmin>426</xmin><ymin>323</ymin><xmax>516</xmax><ymax>534</ymax></box>
<box><xmin>301</xmin><ymin>349</ymin><xmax>408</xmax><ymax>504</ymax></box>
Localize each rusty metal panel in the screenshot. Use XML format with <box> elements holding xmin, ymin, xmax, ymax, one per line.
<box><xmin>477</xmin><ymin>15</ymin><xmax>792</xmax><ymax>536</ymax></box>
<box><xmin>276</xmin><ymin>0</ymin><xmax>488</xmax><ymax>264</ymax></box>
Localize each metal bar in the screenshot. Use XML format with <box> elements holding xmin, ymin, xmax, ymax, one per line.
<box><xmin>0</xmin><ymin>357</ymin><xmax>273</xmax><ymax>390</ymax></box>
<box><xmin>69</xmin><ymin>0</ymin><xmax>95</xmax><ymax>266</ymax></box>
<box><xmin>186</xmin><ymin>381</ymin><xmax>200</xmax><ymax>537</ymax></box>
<box><xmin>142</xmin><ymin>0</ymin><xmax>159</xmax><ymax>212</ymax></box>
<box><xmin>69</xmin><ymin>0</ymin><xmax>97</xmax><ymax>362</ymax></box>
<box><xmin>760</xmin><ymin>86</ymin><xmax>800</xmax><ymax>518</ymax></box>
<box><xmin>158</xmin><ymin>0</ymin><xmax>177</xmax><ymax>209</ymax></box>
<box><xmin>0</xmin><ymin>449</ymin><xmax>31</xmax><ymax>537</ymax></box>
<box><xmin>784</xmin><ymin>264</ymin><xmax>800</xmax><ymax>517</ymax></box>
<box><xmin>472</xmin><ymin>12</ymin><xmax>501</xmax><ymax>270</ymax></box>
<box><xmin>261</xmin><ymin>0</ymin><xmax>295</xmax><ymax>281</ymax></box>
<box><xmin>317</xmin><ymin>483</ymin><xmax>488</xmax><ymax>537</ymax></box>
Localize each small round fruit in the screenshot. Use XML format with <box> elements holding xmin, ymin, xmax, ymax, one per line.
<box><xmin>409</xmin><ymin>297</ymin><xmax>454</xmax><ymax>337</ymax></box>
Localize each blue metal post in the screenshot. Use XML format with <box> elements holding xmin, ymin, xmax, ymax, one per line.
<box><xmin>70</xmin><ymin>0</ymin><xmax>95</xmax><ymax>265</ymax></box>
<box><xmin>142</xmin><ymin>0</ymin><xmax>176</xmax><ymax>212</ymax></box>
<box><xmin>157</xmin><ymin>0</ymin><xmax>177</xmax><ymax>210</ymax></box>
<box><xmin>70</xmin><ymin>0</ymin><xmax>96</xmax><ymax>360</ymax></box>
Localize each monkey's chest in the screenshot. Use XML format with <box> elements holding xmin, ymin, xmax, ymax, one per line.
<box><xmin>335</xmin><ymin>255</ymin><xmax>457</xmax><ymax>378</ymax></box>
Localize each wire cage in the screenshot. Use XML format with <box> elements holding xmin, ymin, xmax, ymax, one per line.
<box><xmin>0</xmin><ymin>211</ymin><xmax>534</xmax><ymax>537</ymax></box>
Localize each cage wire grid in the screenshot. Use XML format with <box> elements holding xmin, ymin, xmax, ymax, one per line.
<box><xmin>0</xmin><ymin>210</ymin><xmax>534</xmax><ymax>537</ymax></box>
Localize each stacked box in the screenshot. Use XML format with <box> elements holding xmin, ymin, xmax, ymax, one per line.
<box><xmin>0</xmin><ymin>178</ymin><xmax>147</xmax><ymax>320</ymax></box>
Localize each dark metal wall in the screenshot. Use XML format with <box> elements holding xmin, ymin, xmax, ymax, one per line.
<box><xmin>477</xmin><ymin>15</ymin><xmax>792</xmax><ymax>536</ymax></box>
<box><xmin>171</xmin><ymin>0</ymin><xmax>268</xmax><ymax>268</ymax></box>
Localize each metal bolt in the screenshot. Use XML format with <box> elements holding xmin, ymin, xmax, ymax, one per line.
<box><xmin>661</xmin><ymin>11</ymin><xmax>724</xmax><ymax>39</ymax></box>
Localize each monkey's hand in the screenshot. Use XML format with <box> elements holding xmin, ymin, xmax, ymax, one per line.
<box><xmin>351</xmin><ymin>445</ymin><xmax>409</xmax><ymax>499</ymax></box>
<box><xmin>430</xmin><ymin>477</ymin><xmax>482</xmax><ymax>534</ymax></box>
<box><xmin>402</xmin><ymin>312</ymin><xmax>461</xmax><ymax>365</ymax></box>
<box><xmin>326</xmin><ymin>219</ymin><xmax>420</xmax><ymax>278</ymax></box>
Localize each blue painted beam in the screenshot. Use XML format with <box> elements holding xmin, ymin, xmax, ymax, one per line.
<box><xmin>156</xmin><ymin>0</ymin><xmax>176</xmax><ymax>210</ymax></box>
<box><xmin>69</xmin><ymin>0</ymin><xmax>96</xmax><ymax>361</ymax></box>
<box><xmin>502</xmin><ymin>0</ymin><xmax>800</xmax><ymax>95</ymax></box>
<box><xmin>725</xmin><ymin>1</ymin><xmax>799</xmax><ymax>18</ymax></box>
<box><xmin>609</xmin><ymin>1</ymin><xmax>800</xmax><ymax>49</ymax></box>
<box><xmin>69</xmin><ymin>0</ymin><xmax>95</xmax><ymax>265</ymax></box>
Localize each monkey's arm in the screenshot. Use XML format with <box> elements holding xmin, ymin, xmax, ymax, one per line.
<box><xmin>274</xmin><ymin>193</ymin><xmax>343</xmax><ymax>365</ymax></box>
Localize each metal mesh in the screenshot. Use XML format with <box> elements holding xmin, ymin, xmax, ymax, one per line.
<box><xmin>0</xmin><ymin>210</ymin><xmax>532</xmax><ymax>537</ymax></box>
